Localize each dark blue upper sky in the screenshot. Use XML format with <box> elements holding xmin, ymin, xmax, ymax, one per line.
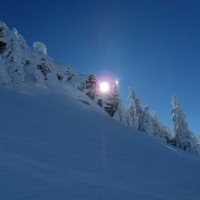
<box><xmin>1</xmin><ymin>0</ymin><xmax>200</xmax><ymax>134</ymax></box>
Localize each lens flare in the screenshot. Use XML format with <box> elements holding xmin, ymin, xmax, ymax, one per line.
<box><xmin>99</xmin><ymin>82</ymin><xmax>110</xmax><ymax>93</ymax></box>
<box><xmin>97</xmin><ymin>71</ymin><xmax>119</xmax><ymax>94</ymax></box>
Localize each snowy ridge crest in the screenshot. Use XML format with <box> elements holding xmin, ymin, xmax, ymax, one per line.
<box><xmin>0</xmin><ymin>22</ymin><xmax>200</xmax><ymax>155</ymax></box>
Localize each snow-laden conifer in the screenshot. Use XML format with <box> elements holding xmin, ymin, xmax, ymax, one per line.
<box><xmin>139</xmin><ymin>105</ymin><xmax>153</xmax><ymax>134</ymax></box>
<box><xmin>113</xmin><ymin>83</ymin><xmax>126</xmax><ymax>123</ymax></box>
<box><xmin>103</xmin><ymin>83</ymin><xmax>120</xmax><ymax>117</ymax></box>
<box><xmin>7</xmin><ymin>29</ymin><xmax>25</xmax><ymax>85</ymax></box>
<box><xmin>171</xmin><ymin>96</ymin><xmax>193</xmax><ymax>151</ymax></box>
<box><xmin>127</xmin><ymin>87</ymin><xmax>143</xmax><ymax>129</ymax></box>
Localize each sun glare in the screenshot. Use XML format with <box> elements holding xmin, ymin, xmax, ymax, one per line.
<box><xmin>115</xmin><ymin>80</ymin><xmax>119</xmax><ymax>85</ymax></box>
<box><xmin>99</xmin><ymin>82</ymin><xmax>110</xmax><ymax>93</ymax></box>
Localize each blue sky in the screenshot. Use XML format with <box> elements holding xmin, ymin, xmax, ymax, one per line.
<box><xmin>1</xmin><ymin>0</ymin><xmax>200</xmax><ymax>134</ymax></box>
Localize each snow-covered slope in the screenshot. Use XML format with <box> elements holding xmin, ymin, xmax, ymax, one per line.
<box><xmin>0</xmin><ymin>21</ymin><xmax>124</xmax><ymax>124</ymax></box>
<box><xmin>0</xmin><ymin>88</ymin><xmax>200</xmax><ymax>200</ymax></box>
<box><xmin>1</xmin><ymin>21</ymin><xmax>200</xmax><ymax>156</ymax></box>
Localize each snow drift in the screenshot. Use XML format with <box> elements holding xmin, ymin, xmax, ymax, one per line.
<box><xmin>0</xmin><ymin>88</ymin><xmax>200</xmax><ymax>200</ymax></box>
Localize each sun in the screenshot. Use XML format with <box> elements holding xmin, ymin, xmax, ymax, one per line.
<box><xmin>99</xmin><ymin>82</ymin><xmax>110</xmax><ymax>93</ymax></box>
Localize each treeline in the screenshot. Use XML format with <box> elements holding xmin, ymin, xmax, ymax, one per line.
<box><xmin>79</xmin><ymin>75</ymin><xmax>200</xmax><ymax>155</ymax></box>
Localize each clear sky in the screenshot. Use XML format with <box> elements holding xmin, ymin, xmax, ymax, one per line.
<box><xmin>1</xmin><ymin>0</ymin><xmax>200</xmax><ymax>134</ymax></box>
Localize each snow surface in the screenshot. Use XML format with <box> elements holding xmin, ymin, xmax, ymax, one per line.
<box><xmin>2</xmin><ymin>21</ymin><xmax>200</xmax><ymax>157</ymax></box>
<box><xmin>0</xmin><ymin>88</ymin><xmax>200</xmax><ymax>200</ymax></box>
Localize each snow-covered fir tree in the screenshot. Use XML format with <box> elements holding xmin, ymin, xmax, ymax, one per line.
<box><xmin>170</xmin><ymin>96</ymin><xmax>200</xmax><ymax>155</ymax></box>
<box><xmin>102</xmin><ymin>82</ymin><xmax>123</xmax><ymax>118</ymax></box>
<box><xmin>127</xmin><ymin>87</ymin><xmax>143</xmax><ymax>129</ymax></box>
<box><xmin>112</xmin><ymin>83</ymin><xmax>126</xmax><ymax>123</ymax></box>
<box><xmin>170</xmin><ymin>96</ymin><xmax>193</xmax><ymax>151</ymax></box>
<box><xmin>77</xmin><ymin>74</ymin><xmax>99</xmax><ymax>100</ymax></box>
<box><xmin>0</xmin><ymin>24</ymin><xmax>25</xmax><ymax>85</ymax></box>
<box><xmin>151</xmin><ymin>112</ymin><xmax>162</xmax><ymax>136</ymax></box>
<box><xmin>138</xmin><ymin>105</ymin><xmax>153</xmax><ymax>134</ymax></box>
